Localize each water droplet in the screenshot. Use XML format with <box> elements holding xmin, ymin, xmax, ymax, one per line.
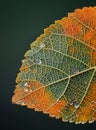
<box><xmin>22</xmin><ymin>59</ymin><xmax>26</xmax><ymax>63</ymax></box>
<box><xmin>73</xmin><ymin>67</ymin><xmax>79</xmax><ymax>74</ymax></box>
<box><xmin>24</xmin><ymin>88</ymin><xmax>28</xmax><ymax>93</ymax></box>
<box><xmin>40</xmin><ymin>43</ymin><xmax>45</xmax><ymax>48</ymax></box>
<box><xmin>30</xmin><ymin>89</ymin><xmax>32</xmax><ymax>93</ymax></box>
<box><xmin>34</xmin><ymin>58</ymin><xmax>42</xmax><ymax>64</ymax></box>
<box><xmin>24</xmin><ymin>82</ymin><xmax>28</xmax><ymax>87</ymax></box>
<box><xmin>85</xmin><ymin>81</ymin><xmax>87</xmax><ymax>84</ymax></box>
<box><xmin>69</xmin><ymin>100</ymin><xmax>73</xmax><ymax>106</ymax></box>
<box><xmin>91</xmin><ymin>100</ymin><xmax>96</xmax><ymax>104</ymax></box>
<box><xmin>73</xmin><ymin>101</ymin><xmax>79</xmax><ymax>108</ymax></box>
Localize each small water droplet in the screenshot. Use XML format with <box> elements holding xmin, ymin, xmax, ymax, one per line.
<box><xmin>73</xmin><ymin>67</ymin><xmax>79</xmax><ymax>74</ymax></box>
<box><xmin>73</xmin><ymin>101</ymin><xmax>79</xmax><ymax>108</ymax></box>
<box><xmin>85</xmin><ymin>81</ymin><xmax>87</xmax><ymax>84</ymax></box>
<box><xmin>40</xmin><ymin>43</ymin><xmax>45</xmax><ymax>48</ymax></box>
<box><xmin>24</xmin><ymin>82</ymin><xmax>28</xmax><ymax>87</ymax></box>
<box><xmin>24</xmin><ymin>88</ymin><xmax>28</xmax><ymax>93</ymax></box>
<box><xmin>58</xmin><ymin>110</ymin><xmax>61</xmax><ymax>113</ymax></box>
<box><xmin>30</xmin><ymin>89</ymin><xmax>32</xmax><ymax>93</ymax></box>
<box><xmin>34</xmin><ymin>58</ymin><xmax>42</xmax><ymax>64</ymax></box>
<box><xmin>22</xmin><ymin>59</ymin><xmax>26</xmax><ymax>63</ymax></box>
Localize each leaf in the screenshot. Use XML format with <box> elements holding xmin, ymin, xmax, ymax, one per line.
<box><xmin>12</xmin><ymin>7</ymin><xmax>96</xmax><ymax>124</ymax></box>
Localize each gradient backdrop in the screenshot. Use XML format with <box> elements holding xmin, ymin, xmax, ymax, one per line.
<box><xmin>0</xmin><ymin>0</ymin><xmax>96</xmax><ymax>129</ymax></box>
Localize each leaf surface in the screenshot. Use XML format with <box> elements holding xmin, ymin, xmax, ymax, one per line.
<box><xmin>12</xmin><ymin>7</ymin><xmax>96</xmax><ymax>124</ymax></box>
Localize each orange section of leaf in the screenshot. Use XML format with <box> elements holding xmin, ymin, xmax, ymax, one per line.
<box><xmin>45</xmin><ymin>99</ymin><xmax>67</xmax><ymax>118</ymax></box>
<box><xmin>84</xmin><ymin>30</ymin><xmax>94</xmax><ymax>42</ymax></box>
<box><xmin>37</xmin><ymin>90</ymin><xmax>56</xmax><ymax>112</ymax></box>
<box><xmin>12</xmin><ymin>81</ymin><xmax>44</xmax><ymax>108</ymax></box>
<box><xmin>75</xmin><ymin>79</ymin><xmax>96</xmax><ymax>123</ymax></box>
<box><xmin>12</xmin><ymin>80</ymin><xmax>57</xmax><ymax>112</ymax></box>
<box><xmin>84</xmin><ymin>30</ymin><xmax>96</xmax><ymax>49</ymax></box>
<box><xmin>73</xmin><ymin>7</ymin><xmax>96</xmax><ymax>30</ymax></box>
<box><xmin>60</xmin><ymin>17</ymin><xmax>82</xmax><ymax>36</ymax></box>
<box><xmin>68</xmin><ymin>7</ymin><xmax>96</xmax><ymax>49</ymax></box>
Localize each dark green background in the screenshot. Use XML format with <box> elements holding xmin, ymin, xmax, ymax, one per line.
<box><xmin>0</xmin><ymin>0</ymin><xmax>96</xmax><ymax>129</ymax></box>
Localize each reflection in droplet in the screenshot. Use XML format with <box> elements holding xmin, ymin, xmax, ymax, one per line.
<box><xmin>40</xmin><ymin>43</ymin><xmax>45</xmax><ymax>48</ymax></box>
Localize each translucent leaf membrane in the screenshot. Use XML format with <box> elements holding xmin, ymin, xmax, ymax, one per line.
<box><xmin>12</xmin><ymin>7</ymin><xmax>96</xmax><ymax>124</ymax></box>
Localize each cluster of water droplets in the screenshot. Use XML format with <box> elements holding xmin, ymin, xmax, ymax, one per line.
<box><xmin>33</xmin><ymin>43</ymin><xmax>45</xmax><ymax>65</ymax></box>
<box><xmin>23</xmin><ymin>82</ymin><xmax>33</xmax><ymax>93</ymax></box>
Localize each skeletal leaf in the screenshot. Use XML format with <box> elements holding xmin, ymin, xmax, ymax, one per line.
<box><xmin>12</xmin><ymin>7</ymin><xmax>96</xmax><ymax>124</ymax></box>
